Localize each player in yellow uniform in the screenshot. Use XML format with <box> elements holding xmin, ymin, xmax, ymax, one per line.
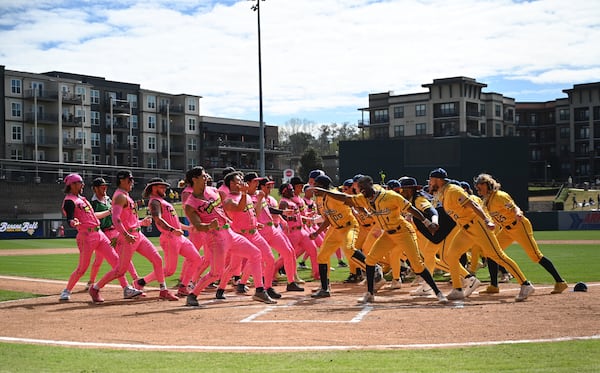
<box><xmin>396</xmin><ymin>177</ymin><xmax>478</xmax><ymax>295</ymax></box>
<box><xmin>309</xmin><ymin>175</ymin><xmax>363</xmax><ymax>298</ymax></box>
<box><xmin>474</xmin><ymin>173</ymin><xmax>568</xmax><ymax>294</ymax></box>
<box><xmin>316</xmin><ymin>175</ymin><xmax>448</xmax><ymax>304</ymax></box>
<box><xmin>428</xmin><ymin>168</ymin><xmax>535</xmax><ymax>302</ymax></box>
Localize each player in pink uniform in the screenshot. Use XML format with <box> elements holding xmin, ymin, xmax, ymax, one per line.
<box><xmin>183</xmin><ymin>166</ymin><xmax>276</xmax><ymax>306</ymax></box>
<box><xmin>88</xmin><ymin>170</ymin><xmax>178</xmax><ymax>302</ymax></box>
<box><xmin>278</xmin><ymin>182</ymin><xmax>320</xmax><ymax>280</ymax></box>
<box><xmin>59</xmin><ymin>173</ymin><xmax>142</xmax><ymax>301</ymax></box>
<box><xmin>86</xmin><ymin>177</ymin><xmax>140</xmax><ymax>289</ymax></box>
<box><xmin>143</xmin><ymin>178</ymin><xmax>205</xmax><ymax>297</ymax></box>
<box><xmin>245</xmin><ymin>174</ymin><xmax>304</xmax><ymax>292</ymax></box>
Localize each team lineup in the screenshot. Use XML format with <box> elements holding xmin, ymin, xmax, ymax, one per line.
<box><xmin>58</xmin><ymin>166</ymin><xmax>569</xmax><ymax>307</ymax></box>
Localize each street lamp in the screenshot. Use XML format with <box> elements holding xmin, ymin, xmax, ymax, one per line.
<box><xmin>166</xmin><ymin>101</ymin><xmax>171</xmax><ymax>170</ymax></box>
<box><xmin>251</xmin><ymin>0</ymin><xmax>266</xmax><ymax>176</ymax></box>
<box><xmin>544</xmin><ymin>160</ymin><xmax>551</xmax><ymax>184</ymax></box>
<box><xmin>33</xmin><ymin>85</ymin><xmax>39</xmax><ymax>182</ymax></box>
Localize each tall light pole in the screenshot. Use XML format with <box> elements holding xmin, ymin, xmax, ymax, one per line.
<box><xmin>167</xmin><ymin>101</ymin><xmax>171</xmax><ymax>170</ymax></box>
<box><xmin>251</xmin><ymin>0</ymin><xmax>266</xmax><ymax>176</ymax></box>
<box><xmin>33</xmin><ymin>85</ymin><xmax>39</xmax><ymax>182</ymax></box>
<box><xmin>109</xmin><ymin>96</ymin><xmax>115</xmax><ymax>165</ymax></box>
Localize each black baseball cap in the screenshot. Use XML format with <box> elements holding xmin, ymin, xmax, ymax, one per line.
<box><xmin>116</xmin><ymin>170</ymin><xmax>133</xmax><ymax>180</ymax></box>
<box><xmin>92</xmin><ymin>177</ymin><xmax>109</xmax><ymax>187</ymax></box>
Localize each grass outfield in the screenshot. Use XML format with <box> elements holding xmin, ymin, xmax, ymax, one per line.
<box><xmin>0</xmin><ymin>230</ymin><xmax>599</xmax><ymax>372</ymax></box>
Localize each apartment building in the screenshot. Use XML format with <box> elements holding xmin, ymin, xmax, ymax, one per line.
<box><xmin>1</xmin><ymin>65</ymin><xmax>288</xmax><ymax>183</ymax></box>
<box><xmin>358</xmin><ymin>76</ymin><xmax>600</xmax><ymax>184</ymax></box>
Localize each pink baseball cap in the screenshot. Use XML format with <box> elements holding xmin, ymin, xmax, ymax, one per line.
<box><xmin>64</xmin><ymin>173</ymin><xmax>83</xmax><ymax>186</ymax></box>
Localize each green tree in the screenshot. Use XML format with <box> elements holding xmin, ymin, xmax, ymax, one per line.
<box><xmin>298</xmin><ymin>148</ymin><xmax>323</xmax><ymax>181</ymax></box>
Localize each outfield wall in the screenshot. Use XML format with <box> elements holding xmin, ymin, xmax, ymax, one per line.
<box><xmin>0</xmin><ymin>213</ymin><xmax>597</xmax><ymax>239</ymax></box>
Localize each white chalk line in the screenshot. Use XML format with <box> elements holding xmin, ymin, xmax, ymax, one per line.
<box><xmin>0</xmin><ymin>335</ymin><xmax>598</xmax><ymax>352</ymax></box>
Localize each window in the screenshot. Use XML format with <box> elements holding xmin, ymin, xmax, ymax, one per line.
<box><xmin>131</xmin><ymin>115</ymin><xmax>138</xmax><ymax>129</ymax></box>
<box><xmin>393</xmin><ymin>125</ymin><xmax>404</xmax><ymax>137</ymax></box>
<box><xmin>76</xmin><ymin>86</ymin><xmax>86</xmax><ymax>101</ymax></box>
<box><xmin>188</xmin><ymin>118</ymin><xmax>196</xmax><ymax>131</ymax></box>
<box><xmin>187</xmin><ymin>137</ymin><xmax>197</xmax><ymax>151</ymax></box>
<box><xmin>11</xmin><ymin>102</ymin><xmax>21</xmax><ymax>117</ymax></box>
<box><xmin>131</xmin><ymin>136</ymin><xmax>138</xmax><ymax>149</ymax></box>
<box><xmin>439</xmin><ymin>103</ymin><xmax>456</xmax><ymax>116</ymax></box>
<box><xmin>11</xmin><ymin>125</ymin><xmax>22</xmax><ymax>141</ymax></box>
<box><xmin>91</xmin><ymin>154</ymin><xmax>100</xmax><ymax>164</ymax></box>
<box><xmin>560</xmin><ymin>127</ymin><xmax>569</xmax><ymax>139</ymax></box>
<box><xmin>147</xmin><ymin>95</ymin><xmax>156</xmax><ymax>109</ymax></box>
<box><xmin>415</xmin><ymin>104</ymin><xmax>426</xmax><ymax>117</ymax></box>
<box><xmin>187</xmin><ymin>98</ymin><xmax>196</xmax><ymax>111</ymax></box>
<box><xmin>480</xmin><ymin>104</ymin><xmax>486</xmax><ymax>116</ymax></box>
<box><xmin>10</xmin><ymin>148</ymin><xmax>23</xmax><ymax>160</ymax></box>
<box><xmin>574</xmin><ymin>108</ymin><xmax>589</xmax><ymax>121</ymax></box>
<box><xmin>480</xmin><ymin>122</ymin><xmax>486</xmax><ymax>135</ymax></box>
<box><xmin>128</xmin><ymin>94</ymin><xmax>137</xmax><ymax>108</ymax></box>
<box><xmin>495</xmin><ymin>104</ymin><xmax>501</xmax><ymax>117</ymax></box>
<box><xmin>187</xmin><ymin>157</ymin><xmax>197</xmax><ymax>169</ymax></box>
<box><xmin>373</xmin><ymin>109</ymin><xmax>388</xmax><ymax>123</ymax></box>
<box><xmin>415</xmin><ymin>123</ymin><xmax>426</xmax><ymax>135</ymax></box>
<box><xmin>495</xmin><ymin>123</ymin><xmax>502</xmax><ymax>136</ymax></box>
<box><xmin>530</xmin><ymin>113</ymin><xmax>538</xmax><ymax>125</ymax></box>
<box><xmin>147</xmin><ymin>156</ymin><xmax>157</xmax><ymax>169</ymax></box>
<box><xmin>91</xmin><ymin>132</ymin><xmax>100</xmax><ymax>147</ymax></box>
<box><xmin>393</xmin><ymin>106</ymin><xmax>404</xmax><ymax>119</ymax></box>
<box><xmin>11</xmin><ymin>79</ymin><xmax>21</xmax><ymax>94</ymax></box>
<box><xmin>148</xmin><ymin>135</ymin><xmax>156</xmax><ymax>150</ymax></box>
<box><xmin>148</xmin><ymin>115</ymin><xmax>156</xmax><ymax>130</ymax></box>
<box><xmin>90</xmin><ymin>90</ymin><xmax>99</xmax><ymax>104</ymax></box>
<box><xmin>90</xmin><ymin>111</ymin><xmax>100</xmax><ymax>125</ymax></box>
<box><xmin>559</xmin><ymin>109</ymin><xmax>569</xmax><ymax>121</ymax></box>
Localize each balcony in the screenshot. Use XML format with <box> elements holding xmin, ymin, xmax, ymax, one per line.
<box><xmin>160</xmin><ymin>123</ymin><xmax>185</xmax><ymax>135</ymax></box>
<box><xmin>24</xmin><ymin>89</ymin><xmax>58</xmax><ymax>101</ymax></box>
<box><xmin>62</xmin><ymin>115</ymin><xmax>84</xmax><ymax>127</ymax></box>
<box><xmin>159</xmin><ymin>104</ymin><xmax>185</xmax><ymax>115</ymax></box>
<box><xmin>24</xmin><ymin>112</ymin><xmax>59</xmax><ymax>124</ymax></box>
<box><xmin>24</xmin><ymin>136</ymin><xmax>59</xmax><ymax>147</ymax></box>
<box><xmin>61</xmin><ymin>93</ymin><xmax>83</xmax><ymax>105</ymax></box>
<box><xmin>63</xmin><ymin>137</ymin><xmax>85</xmax><ymax>148</ymax></box>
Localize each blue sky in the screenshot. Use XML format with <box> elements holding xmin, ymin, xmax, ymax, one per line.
<box><xmin>1</xmin><ymin>0</ymin><xmax>599</xmax><ymax>128</ymax></box>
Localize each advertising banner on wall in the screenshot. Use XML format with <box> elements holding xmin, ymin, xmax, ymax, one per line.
<box><xmin>558</xmin><ymin>211</ymin><xmax>600</xmax><ymax>230</ymax></box>
<box><xmin>0</xmin><ymin>220</ymin><xmax>44</xmax><ymax>238</ymax></box>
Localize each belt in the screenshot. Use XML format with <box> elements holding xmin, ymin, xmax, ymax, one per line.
<box><xmin>505</xmin><ymin>220</ymin><xmax>518</xmax><ymax>230</ymax></box>
<box><xmin>362</xmin><ymin>223</ymin><xmax>372</xmax><ymax>228</ymax></box>
<box><xmin>214</xmin><ymin>223</ymin><xmax>230</xmax><ymax>231</ymax></box>
<box><xmin>86</xmin><ymin>226</ymin><xmax>100</xmax><ymax>232</ymax></box>
<box><xmin>127</xmin><ymin>227</ymin><xmax>142</xmax><ymax>233</ymax></box>
<box><xmin>240</xmin><ymin>228</ymin><xmax>257</xmax><ymax>234</ymax></box>
<box><xmin>335</xmin><ymin>221</ymin><xmax>352</xmax><ymax>229</ymax></box>
<box><xmin>386</xmin><ymin>225</ymin><xmax>402</xmax><ymax>235</ymax></box>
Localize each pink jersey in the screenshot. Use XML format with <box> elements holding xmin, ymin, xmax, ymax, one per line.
<box><xmin>62</xmin><ymin>194</ymin><xmax>100</xmax><ymax>231</ymax></box>
<box><xmin>251</xmin><ymin>192</ymin><xmax>275</xmax><ymax>225</ymax></box>
<box><xmin>181</xmin><ymin>186</ymin><xmax>193</xmax><ymax>206</ymax></box>
<box><xmin>186</xmin><ymin>186</ymin><xmax>230</xmax><ymax>225</ymax></box>
<box><xmin>279</xmin><ymin>196</ymin><xmax>303</xmax><ymax>229</ymax></box>
<box><xmin>149</xmin><ymin>197</ymin><xmax>181</xmax><ymax>233</ymax></box>
<box><xmin>226</xmin><ymin>192</ymin><xmax>257</xmax><ymax>231</ymax></box>
<box><xmin>112</xmin><ymin>189</ymin><xmax>140</xmax><ymax>231</ymax></box>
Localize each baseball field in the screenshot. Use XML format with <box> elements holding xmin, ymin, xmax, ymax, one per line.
<box><xmin>0</xmin><ymin>230</ymin><xmax>599</xmax><ymax>372</ymax></box>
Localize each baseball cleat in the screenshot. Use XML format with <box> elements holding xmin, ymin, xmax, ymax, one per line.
<box><xmin>551</xmin><ymin>281</ymin><xmax>568</xmax><ymax>294</ymax></box>
<box><xmin>358</xmin><ymin>292</ymin><xmax>375</xmax><ymax>304</ymax></box>
<box><xmin>59</xmin><ymin>289</ymin><xmax>71</xmax><ymax>301</ymax></box>
<box><xmin>462</xmin><ymin>276</ymin><xmax>482</xmax><ymax>297</ymax></box>
<box><xmin>447</xmin><ymin>288</ymin><xmax>465</xmax><ymax>300</ymax></box>
<box><xmin>479</xmin><ymin>285</ymin><xmax>500</xmax><ymax>294</ymax></box>
<box><xmin>253</xmin><ymin>290</ymin><xmax>277</xmax><ymax>304</ymax></box>
<box><xmin>515</xmin><ymin>283</ymin><xmax>535</xmax><ymax>302</ymax></box>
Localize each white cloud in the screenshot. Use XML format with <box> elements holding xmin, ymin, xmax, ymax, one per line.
<box><xmin>1</xmin><ymin>0</ymin><xmax>599</xmax><ymax>124</ymax></box>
